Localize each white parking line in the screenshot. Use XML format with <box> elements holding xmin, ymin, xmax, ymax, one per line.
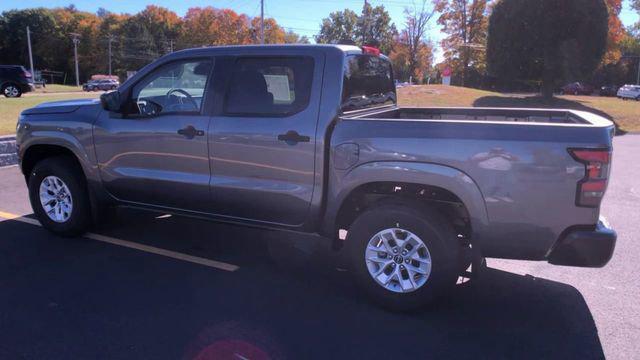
<box><xmin>0</xmin><ymin>211</ymin><xmax>239</xmax><ymax>272</ymax></box>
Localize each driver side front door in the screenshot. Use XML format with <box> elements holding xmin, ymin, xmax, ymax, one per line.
<box><xmin>94</xmin><ymin>58</ymin><xmax>214</xmax><ymax>212</ymax></box>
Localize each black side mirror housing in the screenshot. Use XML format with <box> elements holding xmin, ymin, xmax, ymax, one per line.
<box><xmin>100</xmin><ymin>91</ymin><xmax>122</xmax><ymax>112</ymax></box>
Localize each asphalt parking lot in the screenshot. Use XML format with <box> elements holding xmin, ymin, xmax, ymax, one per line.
<box><xmin>0</xmin><ymin>135</ymin><xmax>638</xmax><ymax>360</ymax></box>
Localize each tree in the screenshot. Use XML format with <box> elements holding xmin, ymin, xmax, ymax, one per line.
<box><xmin>0</xmin><ymin>6</ymin><xmax>306</xmax><ymax>83</ymax></box>
<box><xmin>601</xmin><ymin>0</ymin><xmax>625</xmax><ymax>64</ymax></box>
<box><xmin>315</xmin><ymin>9</ymin><xmax>359</xmax><ymax>45</ymax></box>
<box><xmin>357</xmin><ymin>3</ymin><xmax>398</xmax><ymax>53</ymax></box>
<box><xmin>487</xmin><ymin>0</ymin><xmax>608</xmax><ymax>98</ymax></box>
<box><xmin>250</xmin><ymin>17</ymin><xmax>285</xmax><ymax>44</ymax></box>
<box><xmin>179</xmin><ymin>7</ymin><xmax>252</xmax><ymax>48</ymax></box>
<box><xmin>283</xmin><ymin>30</ymin><xmax>309</xmax><ymax>44</ymax></box>
<box><xmin>389</xmin><ymin>34</ymin><xmax>434</xmax><ymax>82</ymax></box>
<box><xmin>400</xmin><ymin>1</ymin><xmax>436</xmax><ymax>83</ymax></box>
<box><xmin>316</xmin><ymin>4</ymin><xmax>397</xmax><ymax>53</ymax></box>
<box><xmin>434</xmin><ymin>0</ymin><xmax>489</xmax><ymax>87</ymax></box>
<box><xmin>0</xmin><ymin>9</ymin><xmax>58</xmax><ymax>70</ymax></box>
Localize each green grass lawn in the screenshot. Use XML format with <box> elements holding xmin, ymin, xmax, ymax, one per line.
<box><xmin>35</xmin><ymin>84</ymin><xmax>84</xmax><ymax>93</ymax></box>
<box><xmin>398</xmin><ymin>85</ymin><xmax>640</xmax><ymax>134</ymax></box>
<box><xmin>0</xmin><ymin>85</ymin><xmax>638</xmax><ymax>136</ymax></box>
<box><xmin>0</xmin><ymin>92</ymin><xmax>98</xmax><ymax>136</ymax></box>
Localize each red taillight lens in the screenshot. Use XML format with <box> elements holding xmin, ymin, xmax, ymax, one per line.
<box><xmin>569</xmin><ymin>148</ymin><xmax>611</xmax><ymax>207</ymax></box>
<box><xmin>362</xmin><ymin>46</ymin><xmax>380</xmax><ymax>56</ymax></box>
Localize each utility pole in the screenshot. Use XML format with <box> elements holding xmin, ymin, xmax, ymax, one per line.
<box><xmin>26</xmin><ymin>26</ymin><xmax>35</xmax><ymax>79</ymax></box>
<box><xmin>107</xmin><ymin>35</ymin><xmax>115</xmax><ymax>76</ymax></box>
<box><xmin>169</xmin><ymin>39</ymin><xmax>174</xmax><ymax>53</ymax></box>
<box><xmin>70</xmin><ymin>33</ymin><xmax>81</xmax><ymax>86</ymax></box>
<box><xmin>260</xmin><ymin>0</ymin><xmax>264</xmax><ymax>44</ymax></box>
<box><xmin>362</xmin><ymin>0</ymin><xmax>368</xmax><ymax>45</ymax></box>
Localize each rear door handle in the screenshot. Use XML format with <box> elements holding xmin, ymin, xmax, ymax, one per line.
<box><xmin>277</xmin><ymin>130</ymin><xmax>310</xmax><ymax>145</ymax></box>
<box><xmin>177</xmin><ymin>125</ymin><xmax>204</xmax><ymax>139</ymax></box>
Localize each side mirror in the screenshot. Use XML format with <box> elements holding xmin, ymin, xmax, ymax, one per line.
<box><xmin>100</xmin><ymin>91</ymin><xmax>122</xmax><ymax>112</ymax></box>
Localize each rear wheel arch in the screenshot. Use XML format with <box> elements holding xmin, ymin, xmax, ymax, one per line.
<box><xmin>323</xmin><ymin>162</ymin><xmax>489</xmax><ymax>242</ymax></box>
<box><xmin>334</xmin><ymin>182</ymin><xmax>473</xmax><ymax>242</ymax></box>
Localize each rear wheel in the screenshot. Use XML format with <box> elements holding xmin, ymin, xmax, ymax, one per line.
<box><xmin>2</xmin><ymin>83</ymin><xmax>21</xmax><ymax>98</ymax></box>
<box><xmin>347</xmin><ymin>202</ymin><xmax>461</xmax><ymax>311</ymax></box>
<box><xmin>28</xmin><ymin>157</ymin><xmax>91</xmax><ymax>237</ymax></box>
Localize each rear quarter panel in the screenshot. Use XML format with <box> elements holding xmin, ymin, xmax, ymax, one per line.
<box><xmin>328</xmin><ymin>118</ymin><xmax>614</xmax><ymax>260</ymax></box>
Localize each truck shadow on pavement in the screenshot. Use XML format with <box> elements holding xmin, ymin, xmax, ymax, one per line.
<box><xmin>473</xmin><ymin>95</ymin><xmax>626</xmax><ymax>136</ymax></box>
<box><xmin>0</xmin><ymin>211</ymin><xmax>605</xmax><ymax>360</ymax></box>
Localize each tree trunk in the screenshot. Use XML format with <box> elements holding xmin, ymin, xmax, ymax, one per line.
<box><xmin>541</xmin><ymin>78</ymin><xmax>554</xmax><ymax>99</ymax></box>
<box><xmin>541</xmin><ymin>49</ymin><xmax>555</xmax><ymax>99</ymax></box>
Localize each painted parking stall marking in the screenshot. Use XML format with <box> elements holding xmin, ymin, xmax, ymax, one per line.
<box><xmin>0</xmin><ymin>211</ymin><xmax>239</xmax><ymax>272</ymax></box>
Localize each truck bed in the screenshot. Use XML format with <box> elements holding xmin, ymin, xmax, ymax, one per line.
<box><xmin>331</xmin><ymin>106</ymin><xmax>615</xmax><ymax>260</ymax></box>
<box><xmin>348</xmin><ymin>106</ymin><xmax>613</xmax><ymax>128</ymax></box>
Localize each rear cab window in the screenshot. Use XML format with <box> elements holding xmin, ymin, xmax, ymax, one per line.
<box><xmin>224</xmin><ymin>57</ymin><xmax>314</xmax><ymax>116</ymax></box>
<box><xmin>341</xmin><ymin>55</ymin><xmax>396</xmax><ymax>112</ymax></box>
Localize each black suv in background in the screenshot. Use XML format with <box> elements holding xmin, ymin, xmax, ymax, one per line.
<box><xmin>0</xmin><ymin>65</ymin><xmax>34</xmax><ymax>97</ymax></box>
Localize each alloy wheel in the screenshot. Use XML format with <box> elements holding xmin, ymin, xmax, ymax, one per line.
<box><xmin>39</xmin><ymin>176</ymin><xmax>73</xmax><ymax>223</ymax></box>
<box><xmin>365</xmin><ymin>228</ymin><xmax>432</xmax><ymax>293</ymax></box>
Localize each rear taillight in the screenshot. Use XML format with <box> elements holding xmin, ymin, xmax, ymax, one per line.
<box><xmin>22</xmin><ymin>71</ymin><xmax>32</xmax><ymax>78</ymax></box>
<box><xmin>569</xmin><ymin>148</ymin><xmax>611</xmax><ymax>207</ymax></box>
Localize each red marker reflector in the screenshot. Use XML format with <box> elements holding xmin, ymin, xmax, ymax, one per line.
<box><xmin>362</xmin><ymin>46</ymin><xmax>380</xmax><ymax>56</ymax></box>
<box><xmin>571</xmin><ymin>150</ymin><xmax>610</xmax><ymax>163</ymax></box>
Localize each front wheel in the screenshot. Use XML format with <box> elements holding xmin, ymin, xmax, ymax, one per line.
<box><xmin>346</xmin><ymin>202</ymin><xmax>461</xmax><ymax>311</ymax></box>
<box><xmin>28</xmin><ymin>157</ymin><xmax>91</xmax><ymax>237</ymax></box>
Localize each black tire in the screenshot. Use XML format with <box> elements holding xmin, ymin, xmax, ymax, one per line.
<box><xmin>28</xmin><ymin>156</ymin><xmax>91</xmax><ymax>237</ymax></box>
<box><xmin>2</xmin><ymin>83</ymin><xmax>22</xmax><ymax>98</ymax></box>
<box><xmin>346</xmin><ymin>202</ymin><xmax>461</xmax><ymax>311</ymax></box>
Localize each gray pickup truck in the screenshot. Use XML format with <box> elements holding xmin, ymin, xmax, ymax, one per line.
<box><xmin>16</xmin><ymin>45</ymin><xmax>616</xmax><ymax>310</ymax></box>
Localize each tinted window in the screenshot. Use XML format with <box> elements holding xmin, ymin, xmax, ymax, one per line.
<box><xmin>342</xmin><ymin>55</ymin><xmax>396</xmax><ymax>112</ymax></box>
<box><xmin>224</xmin><ymin>57</ymin><xmax>314</xmax><ymax>116</ymax></box>
<box><xmin>131</xmin><ymin>59</ymin><xmax>212</xmax><ymax>116</ymax></box>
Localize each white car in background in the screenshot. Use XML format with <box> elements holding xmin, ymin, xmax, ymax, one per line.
<box><xmin>617</xmin><ymin>84</ymin><xmax>640</xmax><ymax>100</ymax></box>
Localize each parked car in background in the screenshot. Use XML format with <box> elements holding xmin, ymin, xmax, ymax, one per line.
<box><xmin>617</xmin><ymin>84</ymin><xmax>640</xmax><ymax>100</ymax></box>
<box><xmin>599</xmin><ymin>85</ymin><xmax>619</xmax><ymax>97</ymax></box>
<box><xmin>0</xmin><ymin>65</ymin><xmax>35</xmax><ymax>97</ymax></box>
<box><xmin>83</xmin><ymin>79</ymin><xmax>119</xmax><ymax>92</ymax></box>
<box><xmin>560</xmin><ymin>82</ymin><xmax>594</xmax><ymax>95</ymax></box>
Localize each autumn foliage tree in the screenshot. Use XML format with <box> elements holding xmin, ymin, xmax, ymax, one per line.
<box><xmin>390</xmin><ymin>1</ymin><xmax>436</xmax><ymax>83</ymax></box>
<box><xmin>487</xmin><ymin>0</ymin><xmax>608</xmax><ymax>98</ymax></box>
<box><xmin>315</xmin><ymin>4</ymin><xmax>397</xmax><ymax>53</ymax></box>
<box><xmin>434</xmin><ymin>0</ymin><xmax>489</xmax><ymax>86</ymax></box>
<box><xmin>0</xmin><ymin>6</ymin><xmax>308</xmax><ymax>83</ymax></box>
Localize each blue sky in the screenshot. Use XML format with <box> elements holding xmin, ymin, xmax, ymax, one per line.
<box><xmin>2</xmin><ymin>0</ymin><xmax>639</xmax><ymax>61</ymax></box>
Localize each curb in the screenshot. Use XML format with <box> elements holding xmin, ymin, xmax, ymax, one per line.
<box><xmin>0</xmin><ymin>136</ymin><xmax>18</xmax><ymax>168</ymax></box>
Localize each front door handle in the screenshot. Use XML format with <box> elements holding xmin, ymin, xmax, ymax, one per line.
<box><xmin>277</xmin><ymin>130</ymin><xmax>310</xmax><ymax>145</ymax></box>
<box><xmin>177</xmin><ymin>125</ymin><xmax>204</xmax><ymax>139</ymax></box>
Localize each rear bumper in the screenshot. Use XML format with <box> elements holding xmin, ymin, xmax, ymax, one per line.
<box><xmin>548</xmin><ymin>218</ymin><xmax>616</xmax><ymax>268</ymax></box>
<box><xmin>20</xmin><ymin>83</ymin><xmax>35</xmax><ymax>93</ymax></box>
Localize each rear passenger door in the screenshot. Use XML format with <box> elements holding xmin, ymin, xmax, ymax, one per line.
<box><xmin>209</xmin><ymin>54</ymin><xmax>323</xmax><ymax>226</ymax></box>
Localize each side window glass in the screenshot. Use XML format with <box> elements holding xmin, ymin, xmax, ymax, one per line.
<box><xmin>224</xmin><ymin>57</ymin><xmax>314</xmax><ymax>116</ymax></box>
<box><xmin>131</xmin><ymin>59</ymin><xmax>213</xmax><ymax>116</ymax></box>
